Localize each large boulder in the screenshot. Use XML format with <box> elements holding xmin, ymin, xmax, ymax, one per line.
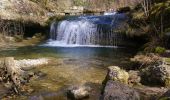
<box><xmin>103</xmin><ymin>66</ymin><xmax>129</xmax><ymax>85</ymax></box>
<box><xmin>141</xmin><ymin>60</ymin><xmax>170</xmax><ymax>86</ymax></box>
<box><xmin>131</xmin><ymin>54</ymin><xmax>170</xmax><ymax>86</ymax></box>
<box><xmin>102</xmin><ymin>80</ymin><xmax>140</xmax><ymax>100</ymax></box>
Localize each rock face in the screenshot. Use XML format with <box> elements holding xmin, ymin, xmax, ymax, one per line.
<box><xmin>103</xmin><ymin>66</ymin><xmax>129</xmax><ymax>85</ymax></box>
<box><xmin>141</xmin><ymin>61</ymin><xmax>170</xmax><ymax>86</ymax></box>
<box><xmin>102</xmin><ymin>80</ymin><xmax>140</xmax><ymax>100</ymax></box>
<box><xmin>131</xmin><ymin>54</ymin><xmax>170</xmax><ymax>86</ymax></box>
<box><xmin>67</xmin><ymin>85</ymin><xmax>91</xmax><ymax>100</ymax></box>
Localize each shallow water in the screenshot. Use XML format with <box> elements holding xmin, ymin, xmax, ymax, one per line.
<box><xmin>0</xmin><ymin>46</ymin><xmax>136</xmax><ymax>99</ymax></box>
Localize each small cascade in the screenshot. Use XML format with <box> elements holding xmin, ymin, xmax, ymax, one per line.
<box><xmin>45</xmin><ymin>13</ymin><xmax>127</xmax><ymax>47</ymax></box>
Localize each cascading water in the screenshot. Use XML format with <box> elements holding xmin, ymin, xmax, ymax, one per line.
<box><xmin>43</xmin><ymin>13</ymin><xmax>127</xmax><ymax>47</ymax></box>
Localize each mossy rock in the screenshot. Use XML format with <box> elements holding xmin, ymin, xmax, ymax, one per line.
<box><xmin>103</xmin><ymin>66</ymin><xmax>129</xmax><ymax>85</ymax></box>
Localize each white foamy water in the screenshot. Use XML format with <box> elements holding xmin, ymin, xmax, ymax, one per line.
<box><xmin>42</xmin><ymin>13</ymin><xmax>127</xmax><ymax>47</ymax></box>
<box><xmin>42</xmin><ymin>39</ymin><xmax>119</xmax><ymax>48</ymax></box>
<box><xmin>104</xmin><ymin>12</ymin><xmax>117</xmax><ymax>15</ymax></box>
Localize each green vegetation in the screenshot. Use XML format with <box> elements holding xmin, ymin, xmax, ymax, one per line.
<box><xmin>154</xmin><ymin>46</ymin><xmax>166</xmax><ymax>54</ymax></box>
<box><xmin>127</xmin><ymin>0</ymin><xmax>170</xmax><ymax>52</ymax></box>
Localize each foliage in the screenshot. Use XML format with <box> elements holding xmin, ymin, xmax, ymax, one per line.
<box><xmin>128</xmin><ymin>0</ymin><xmax>170</xmax><ymax>52</ymax></box>
<box><xmin>73</xmin><ymin>0</ymin><xmax>88</xmax><ymax>6</ymax></box>
<box><xmin>154</xmin><ymin>46</ymin><xmax>166</xmax><ymax>54</ymax></box>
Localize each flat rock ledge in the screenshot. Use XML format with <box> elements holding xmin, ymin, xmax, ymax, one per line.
<box><xmin>15</xmin><ymin>58</ymin><xmax>49</xmax><ymax>70</ymax></box>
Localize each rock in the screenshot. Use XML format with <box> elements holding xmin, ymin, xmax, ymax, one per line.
<box><xmin>103</xmin><ymin>66</ymin><xmax>129</xmax><ymax>85</ymax></box>
<box><xmin>15</xmin><ymin>58</ymin><xmax>48</xmax><ymax>70</ymax></box>
<box><xmin>135</xmin><ymin>86</ymin><xmax>167</xmax><ymax>100</ymax></box>
<box><xmin>128</xmin><ymin>70</ymin><xmax>141</xmax><ymax>85</ymax></box>
<box><xmin>67</xmin><ymin>85</ymin><xmax>91</xmax><ymax>100</ymax></box>
<box><xmin>102</xmin><ymin>80</ymin><xmax>140</xmax><ymax>100</ymax></box>
<box><xmin>159</xmin><ymin>90</ymin><xmax>170</xmax><ymax>99</ymax></box>
<box><xmin>141</xmin><ymin>61</ymin><xmax>170</xmax><ymax>86</ymax></box>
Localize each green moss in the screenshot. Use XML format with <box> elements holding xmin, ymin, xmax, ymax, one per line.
<box><xmin>165</xmin><ymin>58</ymin><xmax>170</xmax><ymax>63</ymax></box>
<box><xmin>159</xmin><ymin>97</ymin><xmax>170</xmax><ymax>100</ymax></box>
<box><xmin>165</xmin><ymin>77</ymin><xmax>170</xmax><ymax>87</ymax></box>
<box><xmin>154</xmin><ymin>46</ymin><xmax>166</xmax><ymax>54</ymax></box>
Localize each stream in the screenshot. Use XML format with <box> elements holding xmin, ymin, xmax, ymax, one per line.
<box><xmin>0</xmin><ymin>46</ymin><xmax>136</xmax><ymax>99</ymax></box>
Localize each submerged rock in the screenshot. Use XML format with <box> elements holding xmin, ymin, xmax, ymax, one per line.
<box><xmin>67</xmin><ymin>85</ymin><xmax>91</xmax><ymax>100</ymax></box>
<box><xmin>103</xmin><ymin>66</ymin><xmax>129</xmax><ymax>85</ymax></box>
<box><xmin>102</xmin><ymin>80</ymin><xmax>140</xmax><ymax>100</ymax></box>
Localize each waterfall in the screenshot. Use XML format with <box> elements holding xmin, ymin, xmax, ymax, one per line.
<box><xmin>44</xmin><ymin>13</ymin><xmax>127</xmax><ymax>47</ymax></box>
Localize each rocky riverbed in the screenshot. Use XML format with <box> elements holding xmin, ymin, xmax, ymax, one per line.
<box><xmin>0</xmin><ymin>44</ymin><xmax>170</xmax><ymax>100</ymax></box>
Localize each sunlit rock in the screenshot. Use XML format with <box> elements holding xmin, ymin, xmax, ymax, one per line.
<box><xmin>67</xmin><ymin>85</ymin><xmax>91</xmax><ymax>100</ymax></box>
<box><xmin>103</xmin><ymin>66</ymin><xmax>129</xmax><ymax>85</ymax></box>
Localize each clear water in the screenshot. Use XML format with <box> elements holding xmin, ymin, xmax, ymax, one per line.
<box><xmin>0</xmin><ymin>46</ymin><xmax>136</xmax><ymax>99</ymax></box>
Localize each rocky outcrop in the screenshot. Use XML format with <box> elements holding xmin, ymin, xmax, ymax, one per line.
<box><xmin>102</xmin><ymin>80</ymin><xmax>140</xmax><ymax>100</ymax></box>
<box><xmin>103</xmin><ymin>66</ymin><xmax>129</xmax><ymax>85</ymax></box>
<box><xmin>102</xmin><ymin>66</ymin><xmax>140</xmax><ymax>100</ymax></box>
<box><xmin>130</xmin><ymin>54</ymin><xmax>170</xmax><ymax>86</ymax></box>
<box><xmin>141</xmin><ymin>60</ymin><xmax>170</xmax><ymax>86</ymax></box>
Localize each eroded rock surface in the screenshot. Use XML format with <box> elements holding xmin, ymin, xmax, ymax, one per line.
<box><xmin>102</xmin><ymin>80</ymin><xmax>140</xmax><ymax>100</ymax></box>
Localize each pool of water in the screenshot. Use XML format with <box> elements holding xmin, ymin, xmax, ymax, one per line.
<box><xmin>0</xmin><ymin>46</ymin><xmax>136</xmax><ymax>99</ymax></box>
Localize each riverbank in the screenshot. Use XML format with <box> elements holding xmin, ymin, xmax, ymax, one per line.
<box><xmin>0</xmin><ymin>34</ymin><xmax>45</xmax><ymax>51</ymax></box>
